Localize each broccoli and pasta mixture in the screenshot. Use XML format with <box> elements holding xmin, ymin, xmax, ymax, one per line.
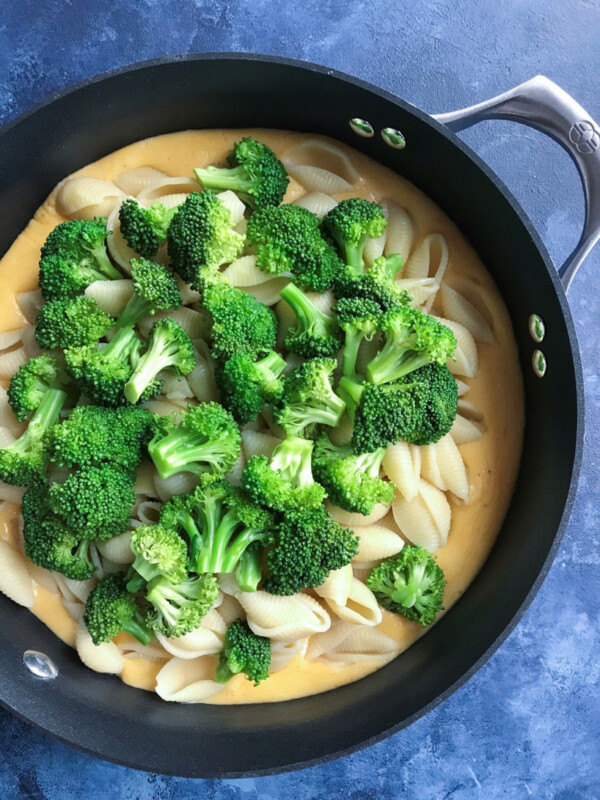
<box><xmin>0</xmin><ymin>133</ymin><xmax>500</xmax><ymax>703</ymax></box>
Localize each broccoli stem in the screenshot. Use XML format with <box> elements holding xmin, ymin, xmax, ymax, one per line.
<box><xmin>279</xmin><ymin>282</ymin><xmax>332</xmax><ymax>332</ymax></box>
<box><xmin>337</xmin><ymin>375</ymin><xmax>363</xmax><ymax>419</ymax></box>
<box><xmin>215</xmin><ymin>656</ymin><xmax>236</xmax><ymax>683</ymax></box>
<box><xmin>255</xmin><ymin>351</ymin><xmax>287</xmax><ymax>387</ymax></box>
<box><xmin>102</xmin><ymin>325</ymin><xmax>139</xmax><ymax>361</ymax></box>
<box><xmin>92</xmin><ymin>243</ymin><xmax>122</xmax><ymax>280</ymax></box>
<box><xmin>125</xmin><ymin>334</ymin><xmax>174</xmax><ymax>404</ymax></box>
<box><xmin>117</xmin><ymin>292</ymin><xmax>154</xmax><ymax>330</ymax></box>
<box><xmin>17</xmin><ymin>388</ymin><xmax>67</xmax><ymax>452</ymax></box>
<box><xmin>194</xmin><ymin>165</ymin><xmax>253</xmax><ymax>194</ymax></box>
<box><xmin>235</xmin><ymin>545</ymin><xmax>262</xmax><ymax>592</ymax></box>
<box><xmin>151</xmin><ymin>434</ymin><xmax>230</xmax><ymax>479</ymax></box>
<box><xmin>341</xmin><ymin>328</ymin><xmax>364</xmax><ymax>380</ymax></box>
<box><xmin>121</xmin><ymin>618</ymin><xmax>154</xmax><ymax>645</ymax></box>
<box><xmin>367</xmin><ymin>341</ymin><xmax>431</xmax><ymax>385</ymax></box>
<box><xmin>376</xmin><ymin>254</ymin><xmax>404</xmax><ymax>281</ymax></box>
<box><xmin>204</xmin><ymin>509</ymin><xmax>239</xmax><ymax>573</ymax></box>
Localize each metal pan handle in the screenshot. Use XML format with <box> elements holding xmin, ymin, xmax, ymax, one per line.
<box><xmin>434</xmin><ymin>75</ymin><xmax>600</xmax><ymax>292</ymax></box>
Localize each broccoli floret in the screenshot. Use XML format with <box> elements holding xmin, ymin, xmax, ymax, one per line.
<box><xmin>274</xmin><ymin>358</ymin><xmax>345</xmax><ymax>437</ymax></box>
<box><xmin>333</xmin><ymin>296</ymin><xmax>381</xmax><ymax>379</ymax></box>
<box><xmin>263</xmin><ymin>506</ymin><xmax>359</xmax><ymax>595</ymax></box>
<box><xmin>195</xmin><ymin>138</ymin><xmax>289</xmax><ymax>210</ymax></box>
<box><xmin>0</xmin><ymin>378</ymin><xmax>66</xmax><ymax>486</ymax></box>
<box><xmin>126</xmin><ymin>524</ymin><xmax>188</xmax><ymax>592</ymax></box>
<box><xmin>35</xmin><ymin>296</ymin><xmax>114</xmax><ymax>350</ymax></box>
<box><xmin>116</xmin><ymin>257</ymin><xmax>182</xmax><ymax>329</ymax></box>
<box><xmin>246</xmin><ymin>204</ymin><xmax>343</xmax><ymax>292</ymax></box>
<box><xmin>22</xmin><ymin>482</ymin><xmax>96</xmax><ymax>580</ymax></box>
<box><xmin>39</xmin><ymin>219</ymin><xmax>121</xmax><ymax>300</ymax></box>
<box><xmin>49</xmin><ymin>405</ymin><xmax>153</xmax><ymax>470</ymax></box>
<box><xmin>322</xmin><ymin>198</ymin><xmax>387</xmax><ymax>273</ymax></box>
<box><xmin>148</xmin><ymin>401</ymin><xmax>241</xmax><ymax>481</ymax></box>
<box><xmin>48</xmin><ymin>463</ymin><xmax>135</xmax><ymax>540</ymax></box>
<box><xmin>203</xmin><ymin>282</ymin><xmax>277</xmax><ymax>359</ymax></box>
<box><xmin>279</xmin><ymin>282</ymin><xmax>343</xmax><ymax>358</ymax></box>
<box><xmin>215</xmin><ymin>619</ymin><xmax>271</xmax><ymax>685</ymax></box>
<box><xmin>339</xmin><ymin>363</ymin><xmax>458</xmax><ymax>453</ymax></box>
<box><xmin>312</xmin><ymin>435</ymin><xmax>396</xmax><ymax>515</ymax></box>
<box><xmin>65</xmin><ymin>326</ymin><xmax>162</xmax><ymax>407</ymax></box>
<box><xmin>167</xmin><ymin>191</ymin><xmax>245</xmax><ymax>287</ymax></box>
<box><xmin>145</xmin><ymin>572</ymin><xmax>219</xmax><ymax>638</ymax></box>
<box><xmin>7</xmin><ymin>354</ymin><xmax>63</xmax><ymax>422</ymax></box>
<box><xmin>242</xmin><ymin>436</ymin><xmax>326</xmax><ymax>512</ymax></box>
<box><xmin>333</xmin><ymin>253</ymin><xmax>410</xmax><ymax>314</ymax></box>
<box><xmin>216</xmin><ymin>350</ymin><xmax>286</xmax><ymax>424</ymax></box>
<box><xmin>119</xmin><ymin>199</ymin><xmax>177</xmax><ymax>258</ymax></box>
<box><xmin>366</xmin><ymin>305</ymin><xmax>456</xmax><ymax>385</ymax></box>
<box><xmin>84</xmin><ymin>572</ymin><xmax>153</xmax><ymax>645</ymax></box>
<box><xmin>366</xmin><ymin>547</ymin><xmax>446</xmax><ymax>626</ymax></box>
<box><xmin>124</xmin><ymin>318</ymin><xmax>195</xmax><ymax>404</ymax></box>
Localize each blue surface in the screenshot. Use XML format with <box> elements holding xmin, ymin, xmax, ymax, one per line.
<box><xmin>1</xmin><ymin>1</ymin><xmax>599</xmax><ymax>797</ymax></box>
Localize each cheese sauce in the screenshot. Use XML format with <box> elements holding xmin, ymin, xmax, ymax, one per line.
<box><xmin>0</xmin><ymin>130</ymin><xmax>524</xmax><ymax>703</ymax></box>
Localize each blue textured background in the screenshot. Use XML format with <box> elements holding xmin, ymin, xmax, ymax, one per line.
<box><xmin>1</xmin><ymin>1</ymin><xmax>599</xmax><ymax>797</ymax></box>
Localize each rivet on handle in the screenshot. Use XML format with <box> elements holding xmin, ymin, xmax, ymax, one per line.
<box><xmin>349</xmin><ymin>118</ymin><xmax>375</xmax><ymax>138</ymax></box>
<box><xmin>23</xmin><ymin>649</ymin><xmax>59</xmax><ymax>680</ymax></box>
<box><xmin>381</xmin><ymin>127</ymin><xmax>406</xmax><ymax>149</ymax></box>
<box><xmin>528</xmin><ymin>314</ymin><xmax>545</xmax><ymax>343</ymax></box>
<box><xmin>532</xmin><ymin>349</ymin><xmax>547</xmax><ymax>378</ymax></box>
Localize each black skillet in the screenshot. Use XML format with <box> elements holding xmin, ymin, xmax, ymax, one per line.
<box><xmin>0</xmin><ymin>54</ymin><xmax>595</xmax><ymax>777</ymax></box>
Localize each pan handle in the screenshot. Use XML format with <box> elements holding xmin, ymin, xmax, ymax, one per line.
<box><xmin>433</xmin><ymin>75</ymin><xmax>600</xmax><ymax>292</ymax></box>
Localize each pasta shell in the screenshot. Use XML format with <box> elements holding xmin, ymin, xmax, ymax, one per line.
<box><xmin>0</xmin><ymin>390</ymin><xmax>25</xmax><ymax>437</ymax></box>
<box><xmin>57</xmin><ymin>176</ymin><xmax>124</xmax><ymax>219</ymax></box>
<box><xmin>134</xmin><ymin>461</ymin><xmax>158</xmax><ymax>497</ymax></box>
<box><xmin>395</xmin><ymin>277</ymin><xmax>437</xmax><ymax>309</ymax></box>
<box><xmin>225</xmin><ymin>451</ymin><xmax>246</xmax><ymax>488</ymax></box>
<box><xmin>270</xmin><ymin>638</ymin><xmax>308</xmax><ymax>672</ymax></box>
<box><xmin>218</xmin><ymin>572</ymin><xmax>241</xmax><ymax>597</ymax></box>
<box><xmin>350</xmin><ymin>523</ymin><xmax>404</xmax><ymax>562</ymax></box>
<box><xmin>215</xmin><ymin>190</ymin><xmax>246</xmax><ymax>225</ymax></box>
<box><xmin>114</xmin><ymin>167</ymin><xmax>167</xmax><ymax>196</ymax></box>
<box><xmin>117</xmin><ymin>638</ymin><xmax>169</xmax><ymax>662</ymax></box>
<box><xmin>156</xmin><ymin>193</ymin><xmax>189</xmax><ymax>211</ymax></box>
<box><xmin>176</xmin><ymin>277</ymin><xmax>201</xmax><ymax>306</ymax></box>
<box><xmin>20</xmin><ymin>326</ymin><xmax>42</xmax><ymax>359</ymax></box>
<box><xmin>241</xmin><ymin>430</ymin><xmax>281</xmax><ymax>460</ymax></box>
<box><xmin>85</xmin><ymin>279</ymin><xmax>133</xmax><ymax>317</ymax></box>
<box><xmin>143</xmin><ymin>399</ymin><xmax>186</xmax><ymax>419</ymax></box>
<box><xmin>326</xmin><ymin>501</ymin><xmax>390</xmax><ymax>527</ymax></box>
<box><xmin>283</xmin><ymin>139</ymin><xmax>359</xmax><ymax>184</ymax></box>
<box><xmin>63</xmin><ymin>600</ymin><xmax>85</xmax><ymax>622</ymax></box>
<box><xmin>76</xmin><ymin>620</ymin><xmax>124</xmax><ymax>674</ymax></box>
<box><xmin>155</xmin><ymin>656</ymin><xmax>223</xmax><ymax>703</ymax></box>
<box><xmin>138</xmin><ymin>307</ymin><xmax>211</xmax><ymax>340</ymax></box>
<box><xmin>28</xmin><ymin>563</ymin><xmax>60</xmax><ymax>594</ymax></box>
<box><xmin>451</xmin><ymin>415</ymin><xmax>485</xmax><ymax>444</ymax></box>
<box><xmin>305</xmin><ymin>619</ymin><xmax>356</xmax><ymax>661</ymax></box>
<box><xmin>218</xmin><ymin>593</ymin><xmax>246</xmax><ymax>625</ymax></box>
<box><xmin>285</xmin><ymin>164</ymin><xmax>353</xmax><ymax>194</ymax></box>
<box><xmin>0</xmin><ymin>328</ymin><xmax>24</xmax><ymax>351</ymax></box>
<box><xmin>17</xmin><ymin>289</ymin><xmax>44</xmax><ymax>324</ymax></box>
<box><xmin>62</xmin><ymin>576</ymin><xmax>96</xmax><ymax>603</ymax></box>
<box><xmin>435</xmin><ymin>316</ymin><xmax>478</xmax><ymax>378</ymax></box>
<box><xmin>187</xmin><ymin>362</ymin><xmax>219</xmax><ymax>404</ymax></box>
<box><xmin>420</xmin><ymin>434</ymin><xmax>469</xmax><ymax>501</ymax></box>
<box><xmin>243</xmin><ymin>279</ymin><xmax>289</xmax><ymax>306</ymax></box>
<box><xmin>384</xmin><ymin>202</ymin><xmax>414</xmax><ymax>262</ymax></box>
<box><xmin>106</xmin><ymin>199</ymin><xmax>138</xmax><ymax>272</ymax></box>
<box><xmin>293</xmin><ymin>192</ymin><xmax>338</xmax><ymax>219</ymax></box>
<box><xmin>136</xmin><ymin>500</ymin><xmax>162</xmax><ymax>526</ymax></box>
<box><xmin>223</xmin><ymin>255</ymin><xmax>274</xmax><ymax>287</ymax></box>
<box><xmin>392</xmin><ymin>479</ymin><xmax>451</xmax><ymax>552</ymax></box>
<box><xmin>96</xmin><ymin>531</ymin><xmax>134</xmax><ymax>565</ymax></box>
<box><xmin>238</xmin><ymin>590</ymin><xmax>331</xmax><ymax>641</ymax></box>
<box><xmin>156</xmin><ymin>612</ymin><xmax>225</xmax><ymax>659</ymax></box>
<box><xmin>314</xmin><ymin>564</ymin><xmax>353</xmax><ymax>605</ymax></box>
<box><xmin>0</xmin><ymin>428</ymin><xmax>15</xmax><ymax>450</ymax></box>
<box><xmin>326</xmin><ymin>626</ymin><xmax>399</xmax><ymax>663</ymax></box>
<box><xmin>440</xmin><ymin>284</ymin><xmax>494</xmax><ymax>345</ymax></box>
<box><xmin>326</xmin><ymin>577</ymin><xmax>382</xmax><ymax>627</ymax></box>
<box><xmin>352</xmin><ymin>562</ymin><xmax>376</xmax><ymax>583</ymax></box>
<box><xmin>154</xmin><ymin>472</ymin><xmax>199</xmax><ymax>503</ymax></box>
<box><xmin>383</xmin><ymin>442</ymin><xmax>421</xmax><ymax>502</ymax></box>
<box><xmin>455</xmin><ymin>378</ymin><xmax>470</xmax><ymax>397</ymax></box>
<box><xmin>457</xmin><ymin>399</ymin><xmax>483</xmax><ymax>421</ymax></box>
<box><xmin>136</xmin><ymin>177</ymin><xmax>198</xmax><ymax>204</ymax></box>
<box><xmin>162</xmin><ymin>374</ymin><xmax>194</xmax><ymax>401</ymax></box>
<box><xmin>0</xmin><ymin>538</ymin><xmax>34</xmax><ymax>608</ymax></box>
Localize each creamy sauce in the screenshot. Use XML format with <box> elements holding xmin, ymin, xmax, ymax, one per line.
<box><xmin>0</xmin><ymin>129</ymin><xmax>524</xmax><ymax>703</ymax></box>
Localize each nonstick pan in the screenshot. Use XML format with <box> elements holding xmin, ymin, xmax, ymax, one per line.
<box><xmin>0</xmin><ymin>54</ymin><xmax>594</xmax><ymax>777</ymax></box>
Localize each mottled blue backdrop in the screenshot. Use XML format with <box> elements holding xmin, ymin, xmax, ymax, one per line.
<box><xmin>1</xmin><ymin>1</ymin><xmax>599</xmax><ymax>797</ymax></box>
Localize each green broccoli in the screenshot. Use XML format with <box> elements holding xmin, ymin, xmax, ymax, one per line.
<box><xmin>145</xmin><ymin>572</ymin><xmax>219</xmax><ymax>638</ymax></box>
<box><xmin>274</xmin><ymin>358</ymin><xmax>345</xmax><ymax>437</ymax></box>
<box><xmin>7</xmin><ymin>354</ymin><xmax>64</xmax><ymax>422</ymax></box>
<box><xmin>279</xmin><ymin>282</ymin><xmax>343</xmax><ymax>358</ymax></box>
<box><xmin>0</xmin><ymin>367</ymin><xmax>66</xmax><ymax>486</ymax></box>
<box><xmin>339</xmin><ymin>363</ymin><xmax>458</xmax><ymax>453</ymax></box>
<box><xmin>263</xmin><ymin>506</ymin><xmax>359</xmax><ymax>595</ymax></box>
<box><xmin>195</xmin><ymin>137</ymin><xmax>289</xmax><ymax>210</ymax></box>
<box><xmin>22</xmin><ymin>482</ymin><xmax>96</xmax><ymax>580</ymax></box>
<box><xmin>203</xmin><ymin>282</ymin><xmax>277</xmax><ymax>359</ymax></box>
<box><xmin>167</xmin><ymin>191</ymin><xmax>245</xmax><ymax>287</ymax></box>
<box><xmin>366</xmin><ymin>547</ymin><xmax>446</xmax><ymax>626</ymax></box>
<box><xmin>215</xmin><ymin>619</ymin><xmax>271</xmax><ymax>685</ymax></box>
<box><xmin>242</xmin><ymin>436</ymin><xmax>326</xmax><ymax>512</ymax></box>
<box><xmin>119</xmin><ymin>199</ymin><xmax>177</xmax><ymax>258</ymax></box>
<box><xmin>35</xmin><ymin>296</ymin><xmax>114</xmax><ymax>350</ymax></box>
<box><xmin>312</xmin><ymin>435</ymin><xmax>396</xmax><ymax>515</ymax></box>
<box><xmin>366</xmin><ymin>305</ymin><xmax>456</xmax><ymax>385</ymax></box>
<box><xmin>124</xmin><ymin>318</ymin><xmax>195</xmax><ymax>404</ymax></box>
<box><xmin>64</xmin><ymin>326</ymin><xmax>162</xmax><ymax>407</ymax></box>
<box><xmin>126</xmin><ymin>524</ymin><xmax>188</xmax><ymax>592</ymax></box>
<box><xmin>84</xmin><ymin>572</ymin><xmax>153</xmax><ymax>645</ymax></box>
<box><xmin>322</xmin><ymin>198</ymin><xmax>387</xmax><ymax>273</ymax></box>
<box><xmin>39</xmin><ymin>219</ymin><xmax>121</xmax><ymax>300</ymax></box>
<box><xmin>333</xmin><ymin>296</ymin><xmax>381</xmax><ymax>379</ymax></box>
<box><xmin>49</xmin><ymin>405</ymin><xmax>153</xmax><ymax>470</ymax></box>
<box><xmin>216</xmin><ymin>350</ymin><xmax>286</xmax><ymax>425</ymax></box>
<box><xmin>148</xmin><ymin>401</ymin><xmax>241</xmax><ymax>481</ymax></box>
<box><xmin>48</xmin><ymin>463</ymin><xmax>136</xmax><ymax>540</ymax></box>
<box><xmin>116</xmin><ymin>257</ymin><xmax>182</xmax><ymax>329</ymax></box>
<box><xmin>246</xmin><ymin>204</ymin><xmax>342</xmax><ymax>292</ymax></box>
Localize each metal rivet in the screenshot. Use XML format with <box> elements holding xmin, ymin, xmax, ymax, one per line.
<box><xmin>532</xmin><ymin>349</ymin><xmax>547</xmax><ymax>378</ymax></box>
<box><xmin>528</xmin><ymin>314</ymin><xmax>545</xmax><ymax>343</ymax></box>
<box><xmin>349</xmin><ymin>118</ymin><xmax>375</xmax><ymax>138</ymax></box>
<box><xmin>381</xmin><ymin>127</ymin><xmax>406</xmax><ymax>149</ymax></box>
<box><xmin>23</xmin><ymin>650</ymin><xmax>58</xmax><ymax>680</ymax></box>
